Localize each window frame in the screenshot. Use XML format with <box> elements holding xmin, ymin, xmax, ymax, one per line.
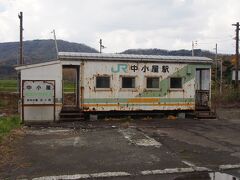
<box><xmin>95</xmin><ymin>75</ymin><xmax>111</xmax><ymax>90</ymax></box>
<box><xmin>120</xmin><ymin>75</ymin><xmax>137</xmax><ymax>91</ymax></box>
<box><xmin>145</xmin><ymin>76</ymin><xmax>160</xmax><ymax>90</ymax></box>
<box><xmin>169</xmin><ymin>77</ymin><xmax>183</xmax><ymax>90</ymax></box>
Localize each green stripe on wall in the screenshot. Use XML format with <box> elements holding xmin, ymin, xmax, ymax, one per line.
<box><xmin>83</xmin><ymin>98</ymin><xmax>194</xmax><ymax>103</ymax></box>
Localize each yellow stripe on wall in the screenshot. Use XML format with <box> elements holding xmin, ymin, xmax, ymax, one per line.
<box><xmin>127</xmin><ymin>98</ymin><xmax>160</xmax><ymax>103</ymax></box>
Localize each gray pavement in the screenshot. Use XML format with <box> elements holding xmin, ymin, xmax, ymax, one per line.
<box><xmin>1</xmin><ymin>118</ymin><xmax>240</xmax><ymax>179</ymax></box>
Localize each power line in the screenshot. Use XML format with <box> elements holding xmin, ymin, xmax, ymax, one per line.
<box><xmin>201</xmin><ymin>35</ymin><xmax>232</xmax><ymax>40</ymax></box>
<box><xmin>196</xmin><ymin>38</ymin><xmax>233</xmax><ymax>45</ymax></box>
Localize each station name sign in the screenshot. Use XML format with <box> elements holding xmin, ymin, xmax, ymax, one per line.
<box><xmin>111</xmin><ymin>64</ymin><xmax>169</xmax><ymax>73</ymax></box>
<box><xmin>23</xmin><ymin>80</ymin><xmax>55</xmax><ymax>105</ymax></box>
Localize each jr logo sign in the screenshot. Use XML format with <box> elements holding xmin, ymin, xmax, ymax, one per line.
<box><xmin>111</xmin><ymin>63</ymin><xmax>169</xmax><ymax>73</ymax></box>
<box><xmin>111</xmin><ymin>64</ymin><xmax>128</xmax><ymax>73</ymax></box>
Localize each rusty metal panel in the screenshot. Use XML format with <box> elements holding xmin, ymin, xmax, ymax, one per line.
<box><xmin>82</xmin><ymin>61</ymin><xmax>196</xmax><ymax>111</ymax></box>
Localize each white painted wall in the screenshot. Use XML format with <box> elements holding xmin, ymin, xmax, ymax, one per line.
<box><xmin>20</xmin><ymin>63</ymin><xmax>62</xmax><ymax>121</ymax></box>
<box><xmin>21</xmin><ymin>63</ymin><xmax>62</xmax><ymax>99</ymax></box>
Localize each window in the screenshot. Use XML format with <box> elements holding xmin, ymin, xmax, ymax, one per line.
<box><xmin>146</xmin><ymin>77</ymin><xmax>159</xmax><ymax>88</ymax></box>
<box><xmin>122</xmin><ymin>77</ymin><xmax>135</xmax><ymax>88</ymax></box>
<box><xmin>196</xmin><ymin>69</ymin><xmax>210</xmax><ymax>90</ymax></box>
<box><xmin>96</xmin><ymin>76</ymin><xmax>110</xmax><ymax>88</ymax></box>
<box><xmin>170</xmin><ymin>77</ymin><xmax>182</xmax><ymax>89</ymax></box>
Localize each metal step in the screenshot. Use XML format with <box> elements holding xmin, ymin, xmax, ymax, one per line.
<box><xmin>59</xmin><ymin>117</ymin><xmax>84</xmax><ymax>121</ymax></box>
<box><xmin>60</xmin><ymin>113</ymin><xmax>84</xmax><ymax>116</ymax></box>
<box><xmin>59</xmin><ymin>107</ymin><xmax>84</xmax><ymax>121</ymax></box>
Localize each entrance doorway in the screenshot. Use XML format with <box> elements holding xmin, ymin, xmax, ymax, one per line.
<box><xmin>196</xmin><ymin>69</ymin><xmax>210</xmax><ymax>110</ymax></box>
<box><xmin>62</xmin><ymin>65</ymin><xmax>80</xmax><ymax>108</ymax></box>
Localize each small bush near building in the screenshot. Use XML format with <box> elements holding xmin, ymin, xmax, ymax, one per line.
<box><xmin>212</xmin><ymin>84</ymin><xmax>240</xmax><ymax>107</ymax></box>
<box><xmin>0</xmin><ymin>116</ymin><xmax>21</xmax><ymax>143</ymax></box>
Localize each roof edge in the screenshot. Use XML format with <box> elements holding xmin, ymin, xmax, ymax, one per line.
<box><xmin>58</xmin><ymin>52</ymin><xmax>212</xmax><ymax>64</ymax></box>
<box><xmin>15</xmin><ymin>60</ymin><xmax>60</xmax><ymax>70</ymax></box>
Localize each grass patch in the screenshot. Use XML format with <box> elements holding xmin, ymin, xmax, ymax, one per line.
<box><xmin>0</xmin><ymin>79</ymin><xmax>17</xmax><ymax>92</ymax></box>
<box><xmin>212</xmin><ymin>84</ymin><xmax>240</xmax><ymax>106</ymax></box>
<box><xmin>0</xmin><ymin>116</ymin><xmax>21</xmax><ymax>143</ymax></box>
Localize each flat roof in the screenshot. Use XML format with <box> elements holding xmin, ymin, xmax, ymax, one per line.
<box><xmin>58</xmin><ymin>52</ymin><xmax>212</xmax><ymax>64</ymax></box>
<box><xmin>15</xmin><ymin>60</ymin><xmax>60</xmax><ymax>70</ymax></box>
<box><xmin>15</xmin><ymin>52</ymin><xmax>213</xmax><ymax>71</ymax></box>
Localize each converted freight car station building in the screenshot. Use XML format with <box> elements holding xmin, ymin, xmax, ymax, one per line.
<box><xmin>15</xmin><ymin>52</ymin><xmax>212</xmax><ymax>123</ymax></box>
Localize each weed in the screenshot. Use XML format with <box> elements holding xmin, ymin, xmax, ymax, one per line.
<box><xmin>0</xmin><ymin>116</ymin><xmax>21</xmax><ymax>142</ymax></box>
<box><xmin>212</xmin><ymin>84</ymin><xmax>240</xmax><ymax>106</ymax></box>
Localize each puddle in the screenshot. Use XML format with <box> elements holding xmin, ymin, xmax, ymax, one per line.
<box><xmin>174</xmin><ymin>172</ymin><xmax>239</xmax><ymax>180</ymax></box>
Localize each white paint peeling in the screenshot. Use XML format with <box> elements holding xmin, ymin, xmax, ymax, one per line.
<box><xmin>182</xmin><ymin>160</ymin><xmax>195</xmax><ymax>167</ymax></box>
<box><xmin>119</xmin><ymin>128</ymin><xmax>161</xmax><ymax>148</ymax></box>
<box><xmin>219</xmin><ymin>164</ymin><xmax>240</xmax><ymax>170</ymax></box>
<box><xmin>32</xmin><ymin>172</ymin><xmax>130</xmax><ymax>180</ymax></box>
<box><xmin>90</xmin><ymin>171</ymin><xmax>131</xmax><ymax>178</ymax></box>
<box><xmin>182</xmin><ymin>160</ymin><xmax>211</xmax><ymax>172</ymax></box>
<box><xmin>141</xmin><ymin>168</ymin><xmax>193</xmax><ymax>175</ymax></box>
<box><xmin>193</xmin><ymin>167</ymin><xmax>211</xmax><ymax>172</ymax></box>
<box><xmin>135</xmin><ymin>138</ymin><xmax>161</xmax><ymax>147</ymax></box>
<box><xmin>32</xmin><ymin>174</ymin><xmax>90</xmax><ymax>180</ymax></box>
<box><xmin>33</xmin><ymin>165</ymin><xmax>237</xmax><ymax>180</ymax></box>
<box><xmin>26</xmin><ymin>129</ymin><xmax>71</xmax><ymax>135</ymax></box>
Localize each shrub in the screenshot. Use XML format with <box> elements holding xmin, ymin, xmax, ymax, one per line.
<box><xmin>0</xmin><ymin>116</ymin><xmax>21</xmax><ymax>142</ymax></box>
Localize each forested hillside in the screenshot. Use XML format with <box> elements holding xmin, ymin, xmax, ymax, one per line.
<box><xmin>0</xmin><ymin>39</ymin><xmax>98</xmax><ymax>78</ymax></box>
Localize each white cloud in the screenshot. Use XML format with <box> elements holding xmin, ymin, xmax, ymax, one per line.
<box><xmin>0</xmin><ymin>0</ymin><xmax>239</xmax><ymax>54</ymax></box>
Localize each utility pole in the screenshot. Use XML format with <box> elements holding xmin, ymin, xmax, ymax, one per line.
<box><xmin>192</xmin><ymin>41</ymin><xmax>197</xmax><ymax>56</ymax></box>
<box><xmin>192</xmin><ymin>41</ymin><xmax>194</xmax><ymax>56</ymax></box>
<box><xmin>214</xmin><ymin>43</ymin><xmax>218</xmax><ymax>90</ymax></box>
<box><xmin>18</xmin><ymin>11</ymin><xmax>23</xmax><ymax>98</ymax></box>
<box><xmin>220</xmin><ymin>58</ymin><xmax>223</xmax><ymax>94</ymax></box>
<box><xmin>99</xmin><ymin>39</ymin><xmax>105</xmax><ymax>53</ymax></box>
<box><xmin>51</xmin><ymin>29</ymin><xmax>59</xmax><ymax>59</ymax></box>
<box><xmin>18</xmin><ymin>12</ymin><xmax>24</xmax><ymax>65</ymax></box>
<box><xmin>232</xmin><ymin>22</ymin><xmax>239</xmax><ymax>89</ymax></box>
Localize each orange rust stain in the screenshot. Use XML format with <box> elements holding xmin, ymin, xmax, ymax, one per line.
<box><xmin>82</xmin><ymin>104</ymin><xmax>120</xmax><ymax>107</ymax></box>
<box><xmin>127</xmin><ymin>98</ymin><xmax>160</xmax><ymax>103</ymax></box>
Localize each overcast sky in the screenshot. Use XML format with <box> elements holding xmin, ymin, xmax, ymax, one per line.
<box><xmin>0</xmin><ymin>0</ymin><xmax>239</xmax><ymax>54</ymax></box>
